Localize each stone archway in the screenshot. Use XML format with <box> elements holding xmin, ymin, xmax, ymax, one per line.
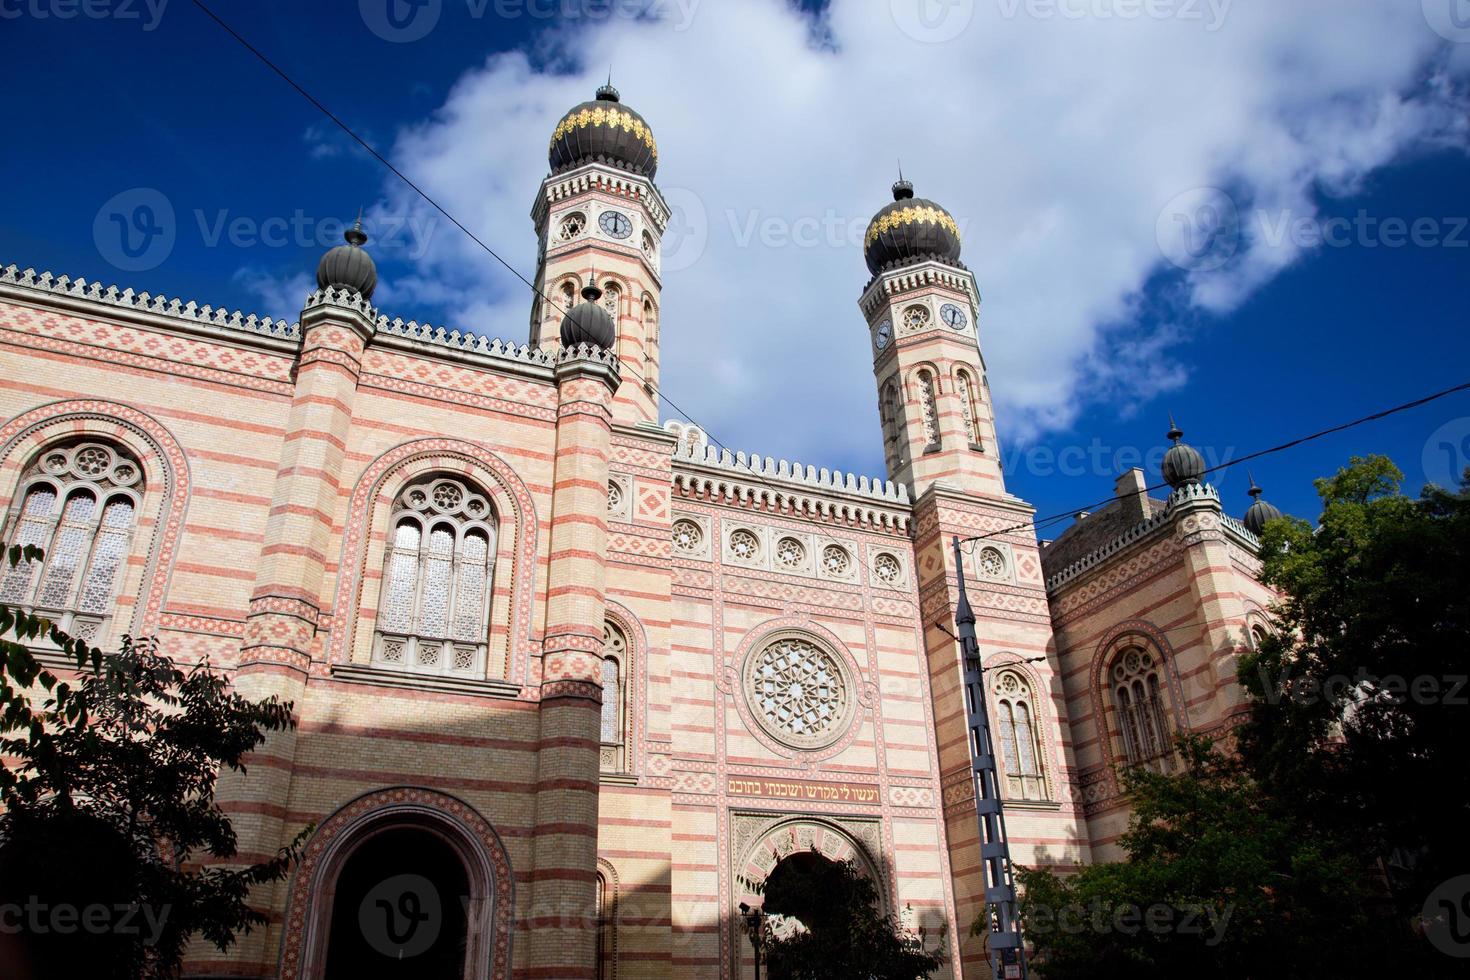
<box><xmin>279</xmin><ymin>788</ymin><xmax>513</xmax><ymax>980</ymax></box>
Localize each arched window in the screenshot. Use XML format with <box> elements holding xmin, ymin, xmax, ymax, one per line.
<box><xmin>595</xmin><ymin>872</ymin><xmax>614</xmax><ymax>980</ymax></box>
<box><xmin>955</xmin><ymin>368</ymin><xmax>983</xmax><ymax>450</ymax></box>
<box><xmin>916</xmin><ymin>370</ymin><xmax>940</xmax><ymax>450</ymax></box>
<box><xmin>0</xmin><ymin>441</ymin><xmax>143</xmax><ymax>644</ymax></box>
<box><xmin>1110</xmin><ymin>645</ymin><xmax>1175</xmax><ymax>772</ymax></box>
<box><xmin>882</xmin><ymin>379</ymin><xmax>906</xmax><ymax>469</ymax></box>
<box><xmin>992</xmin><ymin>670</ymin><xmax>1047</xmax><ymax>800</ymax></box>
<box><xmin>601</xmin><ymin>281</ymin><xmax>621</xmax><ymax>320</ymax></box>
<box><xmin>600</xmin><ymin>621</ymin><xmax>628</xmax><ymax>773</ymax></box>
<box><xmin>641</xmin><ymin>299</ymin><xmax>658</xmax><ymax>388</ymax></box>
<box><xmin>373</xmin><ymin>475</ymin><xmax>496</xmax><ymax>677</ymax></box>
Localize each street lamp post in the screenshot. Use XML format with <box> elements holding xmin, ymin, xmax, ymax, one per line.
<box><xmin>952</xmin><ymin>535</ymin><xmax>1029</xmax><ymax>980</ymax></box>
<box><xmin>738</xmin><ymin>902</ymin><xmax>766</xmax><ymax>980</ymax></box>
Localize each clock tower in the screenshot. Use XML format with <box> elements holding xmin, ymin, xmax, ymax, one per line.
<box><xmin>861</xmin><ymin>178</ymin><xmax>1003</xmax><ymax>499</ymax></box>
<box><xmin>531</xmin><ymin>83</ymin><xmax>670</xmax><ymax>424</ymax></box>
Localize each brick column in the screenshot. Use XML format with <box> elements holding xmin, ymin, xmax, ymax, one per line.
<box><xmin>531</xmin><ymin>346</ymin><xmax>620</xmax><ymax>978</ymax></box>
<box><xmin>214</xmin><ymin>288</ymin><xmax>373</xmax><ymax>973</ymax></box>
<box><xmin>1170</xmin><ymin>485</ymin><xmax>1251</xmax><ymax>725</ymax></box>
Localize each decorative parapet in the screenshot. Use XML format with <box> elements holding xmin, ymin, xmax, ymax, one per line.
<box><xmin>376</xmin><ymin>311</ymin><xmax>564</xmax><ymax>371</ymax></box>
<box><xmin>670</xmin><ymin>435</ymin><xmax>911</xmax><ymax>532</ymax></box>
<box><xmin>532</xmin><ymin>162</ymin><xmax>670</xmax><ymax>231</ymax></box>
<box><xmin>0</xmin><ymin>263</ymin><xmax>300</xmax><ymax>343</ymax></box>
<box><xmin>555</xmin><ymin>341</ymin><xmax>621</xmax><ymax>370</ymax></box>
<box><xmin>305</xmin><ymin>285</ymin><xmax>376</xmax><ymax>317</ymax></box>
<box><xmin>1046</xmin><ymin>481</ymin><xmax>1258</xmax><ymax>592</ymax></box>
<box><xmin>858</xmin><ymin>258</ymin><xmax>978</xmax><ymax>315</ymax></box>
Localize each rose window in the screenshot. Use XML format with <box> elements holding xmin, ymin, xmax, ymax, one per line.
<box><xmin>821</xmin><ymin>545</ymin><xmax>851</xmax><ymax>576</ymax></box>
<box><xmin>607</xmin><ymin>480</ymin><xmax>623</xmax><ymax>511</ymax></box>
<box><xmin>902</xmin><ymin>305</ymin><xmax>930</xmax><ymax>331</ymax></box>
<box><xmin>979</xmin><ymin>547</ymin><xmax>1006</xmax><ymax>578</ymax></box>
<box><xmin>672</xmin><ymin>519</ymin><xmax>703</xmax><ymax>555</ymax></box>
<box><xmin>873</xmin><ymin>553</ymin><xmax>901</xmax><ymax>584</ymax></box>
<box><xmin>729</xmin><ymin>529</ymin><xmax>760</xmax><ymax>562</ymax></box>
<box><xmin>776</xmin><ymin>537</ymin><xmax>805</xmax><ymax>568</ymax></box>
<box><xmin>744</xmin><ymin>636</ymin><xmax>855</xmax><ymax>749</ymax></box>
<box><xmin>557</xmin><ymin>212</ymin><xmax>586</xmax><ymax>241</ymax></box>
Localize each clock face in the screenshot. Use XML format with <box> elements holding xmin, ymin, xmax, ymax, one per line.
<box><xmin>875</xmin><ymin>320</ymin><xmax>893</xmax><ymax>351</ymax></box>
<box><xmin>940</xmin><ymin>303</ymin><xmax>968</xmax><ymax>329</ymax></box>
<box><xmin>598</xmin><ymin>209</ymin><xmax>633</xmax><ymax>239</ymax></box>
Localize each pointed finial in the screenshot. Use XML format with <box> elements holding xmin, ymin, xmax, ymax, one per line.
<box><xmin>1166</xmin><ymin>412</ymin><xmax>1183</xmax><ymax>443</ymax></box>
<box><xmin>344</xmin><ymin>208</ymin><xmax>368</xmax><ymax>247</ymax></box>
<box><xmin>581</xmin><ymin>271</ymin><xmax>602</xmax><ymax>302</ymax></box>
<box><xmin>596</xmin><ymin>72</ymin><xmax>620</xmax><ymax>102</ymax></box>
<box><xmin>1247</xmin><ymin>471</ymin><xmax>1263</xmax><ymax>499</ymax></box>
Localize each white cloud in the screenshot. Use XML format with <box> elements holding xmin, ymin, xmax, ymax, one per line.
<box><xmin>312</xmin><ymin>0</ymin><xmax>1467</xmax><ymax>473</ymax></box>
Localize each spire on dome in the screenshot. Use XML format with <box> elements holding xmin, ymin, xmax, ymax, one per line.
<box><xmin>1243</xmin><ymin>471</ymin><xmax>1284</xmax><ymax>535</ymax></box>
<box><xmin>316</xmin><ymin>211</ymin><xmax>378</xmax><ymax>300</ymax></box>
<box><xmin>1161</xmin><ymin>415</ymin><xmax>1205</xmax><ymax>489</ymax></box>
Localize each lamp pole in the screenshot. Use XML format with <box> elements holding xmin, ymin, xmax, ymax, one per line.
<box><xmin>738</xmin><ymin>902</ymin><xmax>766</xmax><ymax>980</ymax></box>
<box><xmin>951</xmin><ymin>535</ymin><xmax>1029</xmax><ymax>980</ymax></box>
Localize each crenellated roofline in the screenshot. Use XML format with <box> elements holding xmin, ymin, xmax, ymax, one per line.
<box><xmin>1</xmin><ymin>263</ymin><xmax>300</xmax><ymax>350</ymax></box>
<box><xmin>530</xmin><ymin>161</ymin><xmax>670</xmax><ymax>233</ymax></box>
<box><xmin>670</xmin><ymin>436</ymin><xmax>911</xmax><ymax>533</ymax></box>
<box><xmin>1044</xmin><ymin>482</ymin><xmax>1260</xmax><ymax>592</ymax></box>
<box><xmin>0</xmin><ymin>260</ymin><xmax>616</xmax><ymax>384</ymax></box>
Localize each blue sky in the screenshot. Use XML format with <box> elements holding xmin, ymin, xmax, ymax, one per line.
<box><xmin>3</xmin><ymin>0</ymin><xmax>1468</xmax><ymax>535</ymax></box>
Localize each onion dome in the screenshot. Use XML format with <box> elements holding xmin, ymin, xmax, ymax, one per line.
<box><xmin>863</xmin><ymin>178</ymin><xmax>963</xmax><ymax>276</ymax></box>
<box><xmin>1161</xmin><ymin>416</ymin><xmax>1206</xmax><ymax>489</ymax></box>
<box><xmin>316</xmin><ymin>216</ymin><xmax>378</xmax><ymax>300</ymax></box>
<box><xmin>1243</xmin><ymin>473</ymin><xmax>1284</xmax><ymax>535</ymax></box>
<box><xmin>548</xmin><ymin>83</ymin><xmax>657</xmax><ymax>178</ymax></box>
<box><xmin>559</xmin><ymin>277</ymin><xmax>616</xmax><ymax>349</ymax></box>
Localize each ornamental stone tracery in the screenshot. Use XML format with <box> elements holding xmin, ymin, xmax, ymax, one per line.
<box><xmin>743</xmin><ymin>635</ymin><xmax>856</xmax><ymax>751</ymax></box>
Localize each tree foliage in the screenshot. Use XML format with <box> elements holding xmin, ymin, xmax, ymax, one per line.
<box><xmin>0</xmin><ymin>545</ymin><xmax>304</xmax><ymax>979</ymax></box>
<box><xmin>760</xmin><ymin>852</ymin><xmax>941</xmax><ymax>980</ymax></box>
<box><xmin>1004</xmin><ymin>457</ymin><xmax>1468</xmax><ymax>979</ymax></box>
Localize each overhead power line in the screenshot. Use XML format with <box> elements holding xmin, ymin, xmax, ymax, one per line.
<box><xmin>185</xmin><ymin>0</ymin><xmax>1469</xmax><ymax>556</ymax></box>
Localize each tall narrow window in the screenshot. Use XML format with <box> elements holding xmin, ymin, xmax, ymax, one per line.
<box><xmin>642</xmin><ymin>299</ymin><xmax>658</xmax><ymax>388</ymax></box>
<box><xmin>992</xmin><ymin>670</ymin><xmax>1047</xmax><ymax>800</ymax></box>
<box><xmin>1110</xmin><ymin>645</ymin><xmax>1176</xmax><ymax>772</ymax></box>
<box><xmin>916</xmin><ymin>370</ymin><xmax>940</xmax><ymax>450</ymax></box>
<box><xmin>883</xmin><ymin>380</ymin><xmax>906</xmax><ymax>468</ymax></box>
<box><xmin>955</xmin><ymin>368</ymin><xmax>983</xmax><ymax>450</ymax></box>
<box><xmin>595</xmin><ymin>872</ymin><xmax>614</xmax><ymax>980</ymax></box>
<box><xmin>373</xmin><ymin>476</ymin><xmax>496</xmax><ymax>677</ymax></box>
<box><xmin>0</xmin><ymin>441</ymin><xmax>143</xmax><ymax>645</ymax></box>
<box><xmin>600</xmin><ymin>621</ymin><xmax>629</xmax><ymax>773</ymax></box>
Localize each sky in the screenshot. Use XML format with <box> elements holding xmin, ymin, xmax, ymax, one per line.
<box><xmin>3</xmin><ymin>0</ymin><xmax>1469</xmax><ymax>536</ymax></box>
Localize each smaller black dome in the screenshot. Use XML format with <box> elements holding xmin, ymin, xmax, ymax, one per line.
<box><xmin>560</xmin><ymin>278</ymin><xmax>617</xmax><ymax>349</ymax></box>
<box><xmin>1161</xmin><ymin>418</ymin><xmax>1205</xmax><ymax>489</ymax></box>
<box><xmin>1243</xmin><ymin>474</ymin><xmax>1283</xmax><ymax>535</ymax></box>
<box><xmin>316</xmin><ymin>218</ymin><xmax>378</xmax><ymax>300</ymax></box>
<box><xmin>548</xmin><ymin>84</ymin><xmax>657</xmax><ymax>178</ymax></box>
<box><xmin>863</xmin><ymin>179</ymin><xmax>962</xmax><ymax>276</ymax></box>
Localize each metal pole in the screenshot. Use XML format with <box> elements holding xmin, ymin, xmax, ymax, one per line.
<box><xmin>952</xmin><ymin>535</ymin><xmax>1029</xmax><ymax>980</ymax></box>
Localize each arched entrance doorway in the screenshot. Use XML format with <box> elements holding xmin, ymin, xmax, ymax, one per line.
<box><xmin>278</xmin><ymin>788</ymin><xmax>514</xmax><ymax>980</ymax></box>
<box><xmin>323</xmin><ymin>825</ymin><xmax>470</xmax><ymax>979</ymax></box>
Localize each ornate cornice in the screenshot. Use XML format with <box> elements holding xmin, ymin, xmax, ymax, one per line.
<box><xmin>531</xmin><ymin>162</ymin><xmax>670</xmax><ymax>232</ymax></box>
<box><xmin>858</xmin><ymin>259</ymin><xmax>978</xmax><ymax>316</ymax></box>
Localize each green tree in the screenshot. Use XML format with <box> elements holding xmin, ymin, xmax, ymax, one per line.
<box><xmin>760</xmin><ymin>852</ymin><xmax>941</xmax><ymax>980</ymax></box>
<box><xmin>0</xmin><ymin>546</ymin><xmax>304</xmax><ymax>980</ymax></box>
<box><xmin>998</xmin><ymin>457</ymin><xmax>1468</xmax><ymax>979</ymax></box>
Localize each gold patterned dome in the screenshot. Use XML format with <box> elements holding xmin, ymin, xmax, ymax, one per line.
<box><xmin>548</xmin><ymin>83</ymin><xmax>657</xmax><ymax>178</ymax></box>
<box><xmin>863</xmin><ymin>178</ymin><xmax>962</xmax><ymax>275</ymax></box>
